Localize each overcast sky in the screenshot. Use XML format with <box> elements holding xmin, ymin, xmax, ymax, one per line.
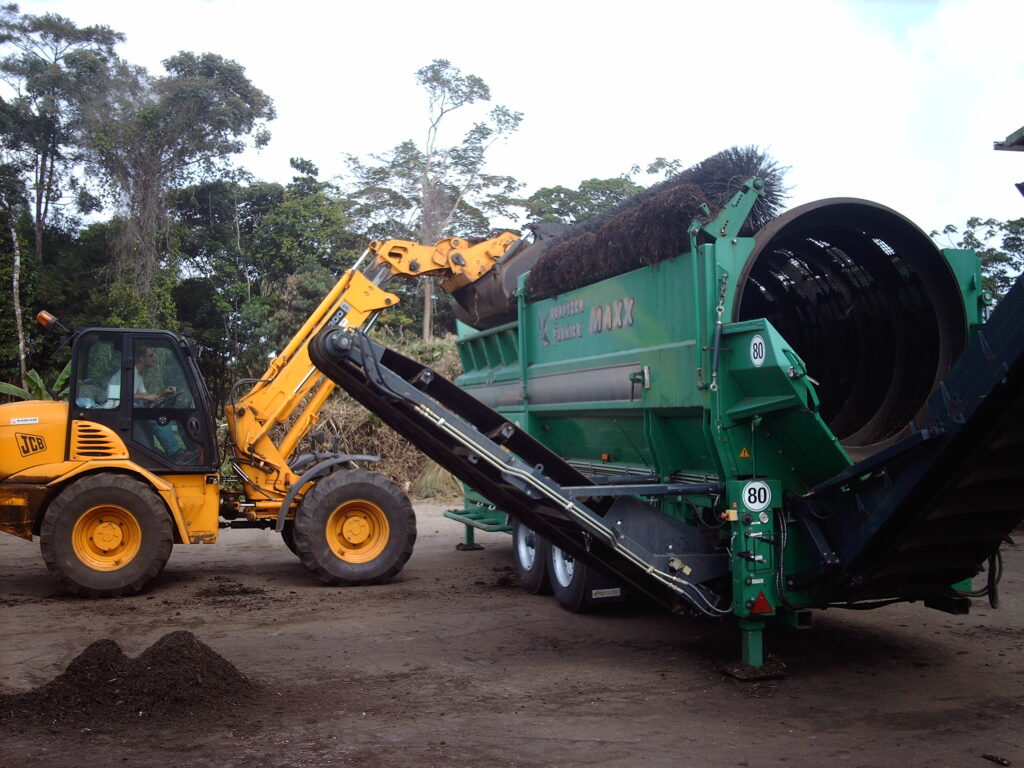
<box><xmin>17</xmin><ymin>0</ymin><xmax>1024</xmax><ymax>237</ymax></box>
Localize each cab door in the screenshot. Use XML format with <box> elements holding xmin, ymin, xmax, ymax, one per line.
<box><xmin>69</xmin><ymin>329</ymin><xmax>218</xmax><ymax>473</ymax></box>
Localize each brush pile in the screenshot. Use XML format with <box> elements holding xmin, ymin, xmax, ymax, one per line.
<box><xmin>525</xmin><ymin>146</ymin><xmax>788</xmax><ymax>300</ymax></box>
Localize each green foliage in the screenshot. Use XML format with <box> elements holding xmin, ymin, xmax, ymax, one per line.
<box><xmin>101</xmin><ymin>271</ymin><xmax>177</xmax><ymax>328</ymax></box>
<box><xmin>0</xmin><ymin>179</ymin><xmax>30</xmax><ymax>382</ymax></box>
<box><xmin>78</xmin><ymin>50</ymin><xmax>275</xmax><ymax>316</ymax></box>
<box><xmin>0</xmin><ymin>5</ymin><xmax>123</xmax><ymax>386</ymax></box>
<box><xmin>933</xmin><ymin>217</ymin><xmax>1024</xmax><ymax>298</ymax></box>
<box><xmin>344</xmin><ymin>59</ymin><xmax>522</xmax><ymax>339</ymax></box>
<box><xmin>256</xmin><ymin>182</ymin><xmax>357</xmax><ymax>269</ymax></box>
<box><xmin>33</xmin><ymin>218</ymin><xmax>117</xmax><ymax>325</ymax></box>
<box><xmin>0</xmin><ymin>360</ymin><xmax>69</xmax><ymax>400</ymax></box>
<box><xmin>167</xmin><ymin>164</ymin><xmax>358</xmax><ymax>404</ymax></box>
<box><xmin>261</xmin><ymin>261</ymin><xmax>337</xmax><ymax>352</ymax></box>
<box><xmin>310</xmin><ymin>331</ymin><xmax>462</xmax><ymax>493</ymax></box>
<box><xmin>81</xmin><ymin>52</ymin><xmax>275</xmax><ymax>194</ymax></box>
<box><xmin>524</xmin><ymin>176</ymin><xmax>643</xmax><ymax>224</ymax></box>
<box><xmin>0</xmin><ymin>5</ymin><xmax>124</xmax><ymax>261</ymax></box>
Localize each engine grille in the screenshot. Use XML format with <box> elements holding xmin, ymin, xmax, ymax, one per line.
<box><xmin>71</xmin><ymin>421</ymin><xmax>128</xmax><ymax>460</ymax></box>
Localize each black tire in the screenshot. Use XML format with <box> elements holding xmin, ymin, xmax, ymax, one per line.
<box><xmin>39</xmin><ymin>474</ymin><xmax>173</xmax><ymax>598</ymax></box>
<box><xmin>281</xmin><ymin>521</ymin><xmax>298</xmax><ymax>556</ymax></box>
<box><xmin>293</xmin><ymin>469</ymin><xmax>416</xmax><ymax>586</ymax></box>
<box><xmin>512</xmin><ymin>519</ymin><xmax>551</xmax><ymax>594</ymax></box>
<box><xmin>548</xmin><ymin>543</ymin><xmax>588</xmax><ymax>612</ymax></box>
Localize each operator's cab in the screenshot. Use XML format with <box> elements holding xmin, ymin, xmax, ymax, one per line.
<box><xmin>69</xmin><ymin>329</ymin><xmax>218</xmax><ymax>473</ymax></box>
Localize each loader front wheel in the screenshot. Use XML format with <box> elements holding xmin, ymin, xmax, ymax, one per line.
<box><xmin>293</xmin><ymin>469</ymin><xmax>416</xmax><ymax>586</ymax></box>
<box><xmin>513</xmin><ymin>519</ymin><xmax>551</xmax><ymax>595</ymax></box>
<box><xmin>40</xmin><ymin>474</ymin><xmax>173</xmax><ymax>598</ymax></box>
<box><xmin>281</xmin><ymin>520</ymin><xmax>298</xmax><ymax>556</ymax></box>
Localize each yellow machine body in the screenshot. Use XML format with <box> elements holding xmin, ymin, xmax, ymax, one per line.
<box><xmin>0</xmin><ymin>399</ymin><xmax>220</xmax><ymax>544</ymax></box>
<box><xmin>0</xmin><ymin>232</ymin><xmax>519</xmax><ymax>597</ymax></box>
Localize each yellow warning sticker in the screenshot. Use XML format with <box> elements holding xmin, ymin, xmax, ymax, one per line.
<box><xmin>738</xmin><ymin>446</ymin><xmax>751</xmax><ymax>459</ymax></box>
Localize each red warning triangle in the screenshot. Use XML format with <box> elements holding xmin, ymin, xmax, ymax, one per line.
<box><xmin>750</xmin><ymin>591</ymin><xmax>773</xmax><ymax>614</ymax></box>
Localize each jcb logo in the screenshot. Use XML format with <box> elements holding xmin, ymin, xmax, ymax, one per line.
<box><xmin>16</xmin><ymin>433</ymin><xmax>46</xmax><ymax>457</ymax></box>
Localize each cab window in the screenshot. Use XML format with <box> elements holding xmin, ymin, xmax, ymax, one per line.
<box><xmin>74</xmin><ymin>335</ymin><xmax>121</xmax><ymax>409</ymax></box>
<box><xmin>127</xmin><ymin>338</ymin><xmax>204</xmax><ymax>466</ymax></box>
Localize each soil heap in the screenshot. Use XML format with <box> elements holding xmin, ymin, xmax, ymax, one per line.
<box><xmin>0</xmin><ymin>630</ymin><xmax>255</xmax><ymax>730</ymax></box>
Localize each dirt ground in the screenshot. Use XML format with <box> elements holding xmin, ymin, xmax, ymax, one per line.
<box><xmin>1</xmin><ymin>503</ymin><xmax>1020</xmax><ymax>768</ymax></box>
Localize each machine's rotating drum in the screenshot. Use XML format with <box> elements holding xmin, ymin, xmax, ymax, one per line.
<box><xmin>734</xmin><ymin>199</ymin><xmax>967</xmax><ymax>459</ymax></box>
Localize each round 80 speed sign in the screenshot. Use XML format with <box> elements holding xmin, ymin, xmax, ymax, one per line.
<box><xmin>742</xmin><ymin>480</ymin><xmax>772</xmax><ymax>512</ymax></box>
<box><xmin>750</xmin><ymin>334</ymin><xmax>767</xmax><ymax>367</ymax></box>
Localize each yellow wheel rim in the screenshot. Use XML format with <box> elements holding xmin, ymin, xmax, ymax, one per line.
<box><xmin>71</xmin><ymin>505</ymin><xmax>142</xmax><ymax>571</ymax></box>
<box><xmin>325</xmin><ymin>499</ymin><xmax>389</xmax><ymax>563</ymax></box>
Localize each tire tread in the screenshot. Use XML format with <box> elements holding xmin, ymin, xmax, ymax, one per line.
<box><xmin>40</xmin><ymin>473</ymin><xmax>173</xmax><ymax>598</ymax></box>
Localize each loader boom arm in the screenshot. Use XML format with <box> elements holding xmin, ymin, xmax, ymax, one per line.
<box><xmin>225</xmin><ymin>232</ymin><xmax>519</xmax><ymax>507</ymax></box>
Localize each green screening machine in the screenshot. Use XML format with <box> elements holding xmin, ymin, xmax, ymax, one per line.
<box><xmin>310</xmin><ymin>172</ymin><xmax>1024</xmax><ymax>671</ymax></box>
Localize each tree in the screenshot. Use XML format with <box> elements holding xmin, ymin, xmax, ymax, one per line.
<box><xmin>169</xmin><ymin>160</ymin><xmax>356</xmax><ymax>404</ymax></box>
<box><xmin>933</xmin><ymin>217</ymin><xmax>1024</xmax><ymax>299</ymax></box>
<box><xmin>0</xmin><ymin>4</ymin><xmax>123</xmax><ymax>263</ymax></box>
<box><xmin>79</xmin><ymin>51</ymin><xmax>275</xmax><ymax>325</ymax></box>
<box><xmin>346</xmin><ymin>59</ymin><xmax>522</xmax><ymax>340</ymax></box>
<box><xmin>0</xmin><ymin>160</ymin><xmax>28</xmax><ymax>388</ymax></box>
<box><xmin>523</xmin><ymin>175</ymin><xmax>643</xmax><ymax>225</ymax></box>
<box><xmin>521</xmin><ymin>157</ymin><xmax>693</xmax><ymax>226</ymax></box>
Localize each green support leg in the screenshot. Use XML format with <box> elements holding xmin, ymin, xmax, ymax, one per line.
<box><xmin>724</xmin><ymin>619</ymin><xmax>784</xmax><ymax>680</ymax></box>
<box><xmin>739</xmin><ymin>618</ymin><xmax>765</xmax><ymax>668</ymax></box>
<box><xmin>455</xmin><ymin>523</ymin><xmax>484</xmax><ymax>551</ymax></box>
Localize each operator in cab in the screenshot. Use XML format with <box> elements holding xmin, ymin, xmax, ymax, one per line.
<box><xmin>121</xmin><ymin>346</ymin><xmax>177</xmax><ymax>405</ymax></box>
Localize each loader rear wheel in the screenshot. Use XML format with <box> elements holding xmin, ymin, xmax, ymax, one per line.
<box><xmin>549</xmin><ymin>544</ymin><xmax>588</xmax><ymax>612</ymax></box>
<box><xmin>40</xmin><ymin>474</ymin><xmax>173</xmax><ymax>598</ymax></box>
<box><xmin>513</xmin><ymin>519</ymin><xmax>551</xmax><ymax>595</ymax></box>
<box><xmin>293</xmin><ymin>469</ymin><xmax>416</xmax><ymax>586</ymax></box>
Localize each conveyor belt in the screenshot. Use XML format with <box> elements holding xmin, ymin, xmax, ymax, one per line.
<box><xmin>310</xmin><ymin>273</ymin><xmax>1023</xmax><ymax>616</ymax></box>
<box><xmin>308</xmin><ymin>329</ymin><xmax>731</xmax><ymax>617</ymax></box>
<box><xmin>807</xmin><ymin>274</ymin><xmax>1024</xmax><ymax>602</ymax></box>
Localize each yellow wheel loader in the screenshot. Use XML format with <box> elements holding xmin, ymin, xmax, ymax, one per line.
<box><xmin>0</xmin><ymin>233</ymin><xmax>519</xmax><ymax>596</ymax></box>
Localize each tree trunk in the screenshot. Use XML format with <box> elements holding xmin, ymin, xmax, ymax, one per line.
<box><xmin>7</xmin><ymin>214</ymin><xmax>27</xmax><ymax>389</ymax></box>
<box><xmin>422</xmin><ymin>277</ymin><xmax>434</xmax><ymax>342</ymax></box>
<box><xmin>33</xmin><ymin>142</ymin><xmax>54</xmax><ymax>265</ymax></box>
<box><xmin>419</xmin><ymin>178</ymin><xmax>448</xmax><ymax>342</ymax></box>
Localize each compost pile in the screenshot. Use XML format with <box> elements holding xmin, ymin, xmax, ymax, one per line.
<box><xmin>524</xmin><ymin>145</ymin><xmax>789</xmax><ymax>301</ymax></box>
<box><xmin>0</xmin><ymin>630</ymin><xmax>255</xmax><ymax>730</ymax></box>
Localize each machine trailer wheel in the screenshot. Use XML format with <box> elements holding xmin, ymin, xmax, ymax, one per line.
<box><xmin>39</xmin><ymin>474</ymin><xmax>173</xmax><ymax>598</ymax></box>
<box><xmin>293</xmin><ymin>469</ymin><xmax>416</xmax><ymax>585</ymax></box>
<box><xmin>549</xmin><ymin>544</ymin><xmax>588</xmax><ymax>612</ymax></box>
<box><xmin>512</xmin><ymin>519</ymin><xmax>551</xmax><ymax>594</ymax></box>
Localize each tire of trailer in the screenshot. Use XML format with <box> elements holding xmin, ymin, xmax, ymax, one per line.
<box><xmin>512</xmin><ymin>519</ymin><xmax>551</xmax><ymax>594</ymax></box>
<box><xmin>293</xmin><ymin>469</ymin><xmax>416</xmax><ymax>586</ymax></box>
<box><xmin>39</xmin><ymin>474</ymin><xmax>173</xmax><ymax>598</ymax></box>
<box><xmin>549</xmin><ymin>543</ymin><xmax>588</xmax><ymax>612</ymax></box>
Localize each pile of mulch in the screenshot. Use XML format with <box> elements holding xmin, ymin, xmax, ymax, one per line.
<box><xmin>524</xmin><ymin>182</ymin><xmax>711</xmax><ymax>299</ymax></box>
<box><xmin>524</xmin><ymin>145</ymin><xmax>789</xmax><ymax>301</ymax></box>
<box><xmin>0</xmin><ymin>630</ymin><xmax>255</xmax><ymax>729</ymax></box>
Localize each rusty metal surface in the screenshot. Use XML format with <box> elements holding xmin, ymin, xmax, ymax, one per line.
<box><xmin>0</xmin><ymin>484</ymin><xmax>51</xmax><ymax>540</ymax></box>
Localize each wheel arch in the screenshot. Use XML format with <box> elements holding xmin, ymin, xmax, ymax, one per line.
<box><xmin>274</xmin><ymin>454</ymin><xmax>381</xmax><ymax>533</ymax></box>
<box><xmin>40</xmin><ymin>463</ymin><xmax>187</xmax><ymax>543</ymax></box>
